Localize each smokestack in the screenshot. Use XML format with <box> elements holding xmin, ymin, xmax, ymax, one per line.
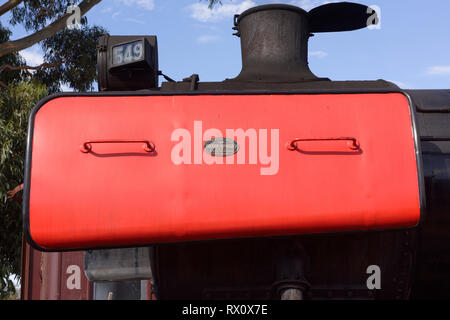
<box><xmin>230</xmin><ymin>3</ymin><xmax>377</xmax><ymax>83</ymax></box>
<box><xmin>231</xmin><ymin>4</ymin><xmax>321</xmax><ymax>83</ymax></box>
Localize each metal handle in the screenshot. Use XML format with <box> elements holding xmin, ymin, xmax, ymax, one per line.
<box><xmin>232</xmin><ymin>14</ymin><xmax>241</xmax><ymax>37</ymax></box>
<box><xmin>80</xmin><ymin>140</ymin><xmax>155</xmax><ymax>153</ymax></box>
<box><xmin>233</xmin><ymin>14</ymin><xmax>240</xmax><ymax>27</ymax></box>
<box><xmin>287</xmin><ymin>137</ymin><xmax>360</xmax><ymax>151</ymax></box>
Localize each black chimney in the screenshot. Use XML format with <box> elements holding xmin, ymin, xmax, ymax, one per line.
<box><xmin>230</xmin><ymin>3</ymin><xmax>377</xmax><ymax>83</ymax></box>
<box><xmin>231</xmin><ymin>4</ymin><xmax>321</xmax><ymax>83</ymax></box>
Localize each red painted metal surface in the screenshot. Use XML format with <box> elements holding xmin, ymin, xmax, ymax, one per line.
<box><xmin>21</xmin><ymin>242</ymin><xmax>91</xmax><ymax>300</ymax></box>
<box><xmin>27</xmin><ymin>93</ymin><xmax>421</xmax><ymax>250</ymax></box>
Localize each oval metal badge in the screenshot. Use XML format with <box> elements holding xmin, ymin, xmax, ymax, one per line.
<box><xmin>204</xmin><ymin>137</ymin><xmax>239</xmax><ymax>157</ymax></box>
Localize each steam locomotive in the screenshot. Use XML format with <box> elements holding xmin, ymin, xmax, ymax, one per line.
<box><xmin>22</xmin><ymin>3</ymin><xmax>450</xmax><ymax>300</ymax></box>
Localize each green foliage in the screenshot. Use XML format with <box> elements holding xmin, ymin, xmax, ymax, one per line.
<box><xmin>36</xmin><ymin>25</ymin><xmax>107</xmax><ymax>93</ymax></box>
<box><xmin>0</xmin><ymin>81</ymin><xmax>47</xmax><ymax>299</ymax></box>
<box><xmin>4</xmin><ymin>0</ymin><xmax>107</xmax><ymax>93</ymax></box>
<box><xmin>10</xmin><ymin>0</ymin><xmax>89</xmax><ymax>31</ymax></box>
<box><xmin>0</xmin><ymin>22</ymin><xmax>26</xmax><ymax>86</ymax></box>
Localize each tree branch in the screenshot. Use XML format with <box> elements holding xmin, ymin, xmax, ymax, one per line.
<box><xmin>0</xmin><ymin>0</ymin><xmax>24</xmax><ymax>16</ymax></box>
<box><xmin>0</xmin><ymin>61</ymin><xmax>62</xmax><ymax>73</ymax></box>
<box><xmin>7</xmin><ymin>183</ymin><xmax>24</xmax><ymax>203</ymax></box>
<box><xmin>0</xmin><ymin>61</ymin><xmax>63</xmax><ymax>89</ymax></box>
<box><xmin>0</xmin><ymin>0</ymin><xmax>102</xmax><ymax>58</ymax></box>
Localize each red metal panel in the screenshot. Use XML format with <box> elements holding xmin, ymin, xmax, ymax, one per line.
<box><xmin>39</xmin><ymin>252</ymin><xmax>61</xmax><ymax>299</ymax></box>
<box><xmin>21</xmin><ymin>240</ymin><xmax>42</xmax><ymax>300</ymax></box>
<box><xmin>60</xmin><ymin>252</ymin><xmax>91</xmax><ymax>300</ymax></box>
<box><xmin>21</xmin><ymin>243</ymin><xmax>91</xmax><ymax>300</ymax></box>
<box><xmin>26</xmin><ymin>93</ymin><xmax>421</xmax><ymax>250</ymax></box>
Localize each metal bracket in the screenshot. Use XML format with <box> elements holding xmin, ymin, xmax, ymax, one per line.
<box><xmin>182</xmin><ymin>74</ymin><xmax>200</xmax><ymax>91</ymax></box>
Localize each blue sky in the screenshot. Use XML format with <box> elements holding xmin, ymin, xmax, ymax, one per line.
<box><xmin>1</xmin><ymin>0</ymin><xmax>450</xmax><ymax>89</ymax></box>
